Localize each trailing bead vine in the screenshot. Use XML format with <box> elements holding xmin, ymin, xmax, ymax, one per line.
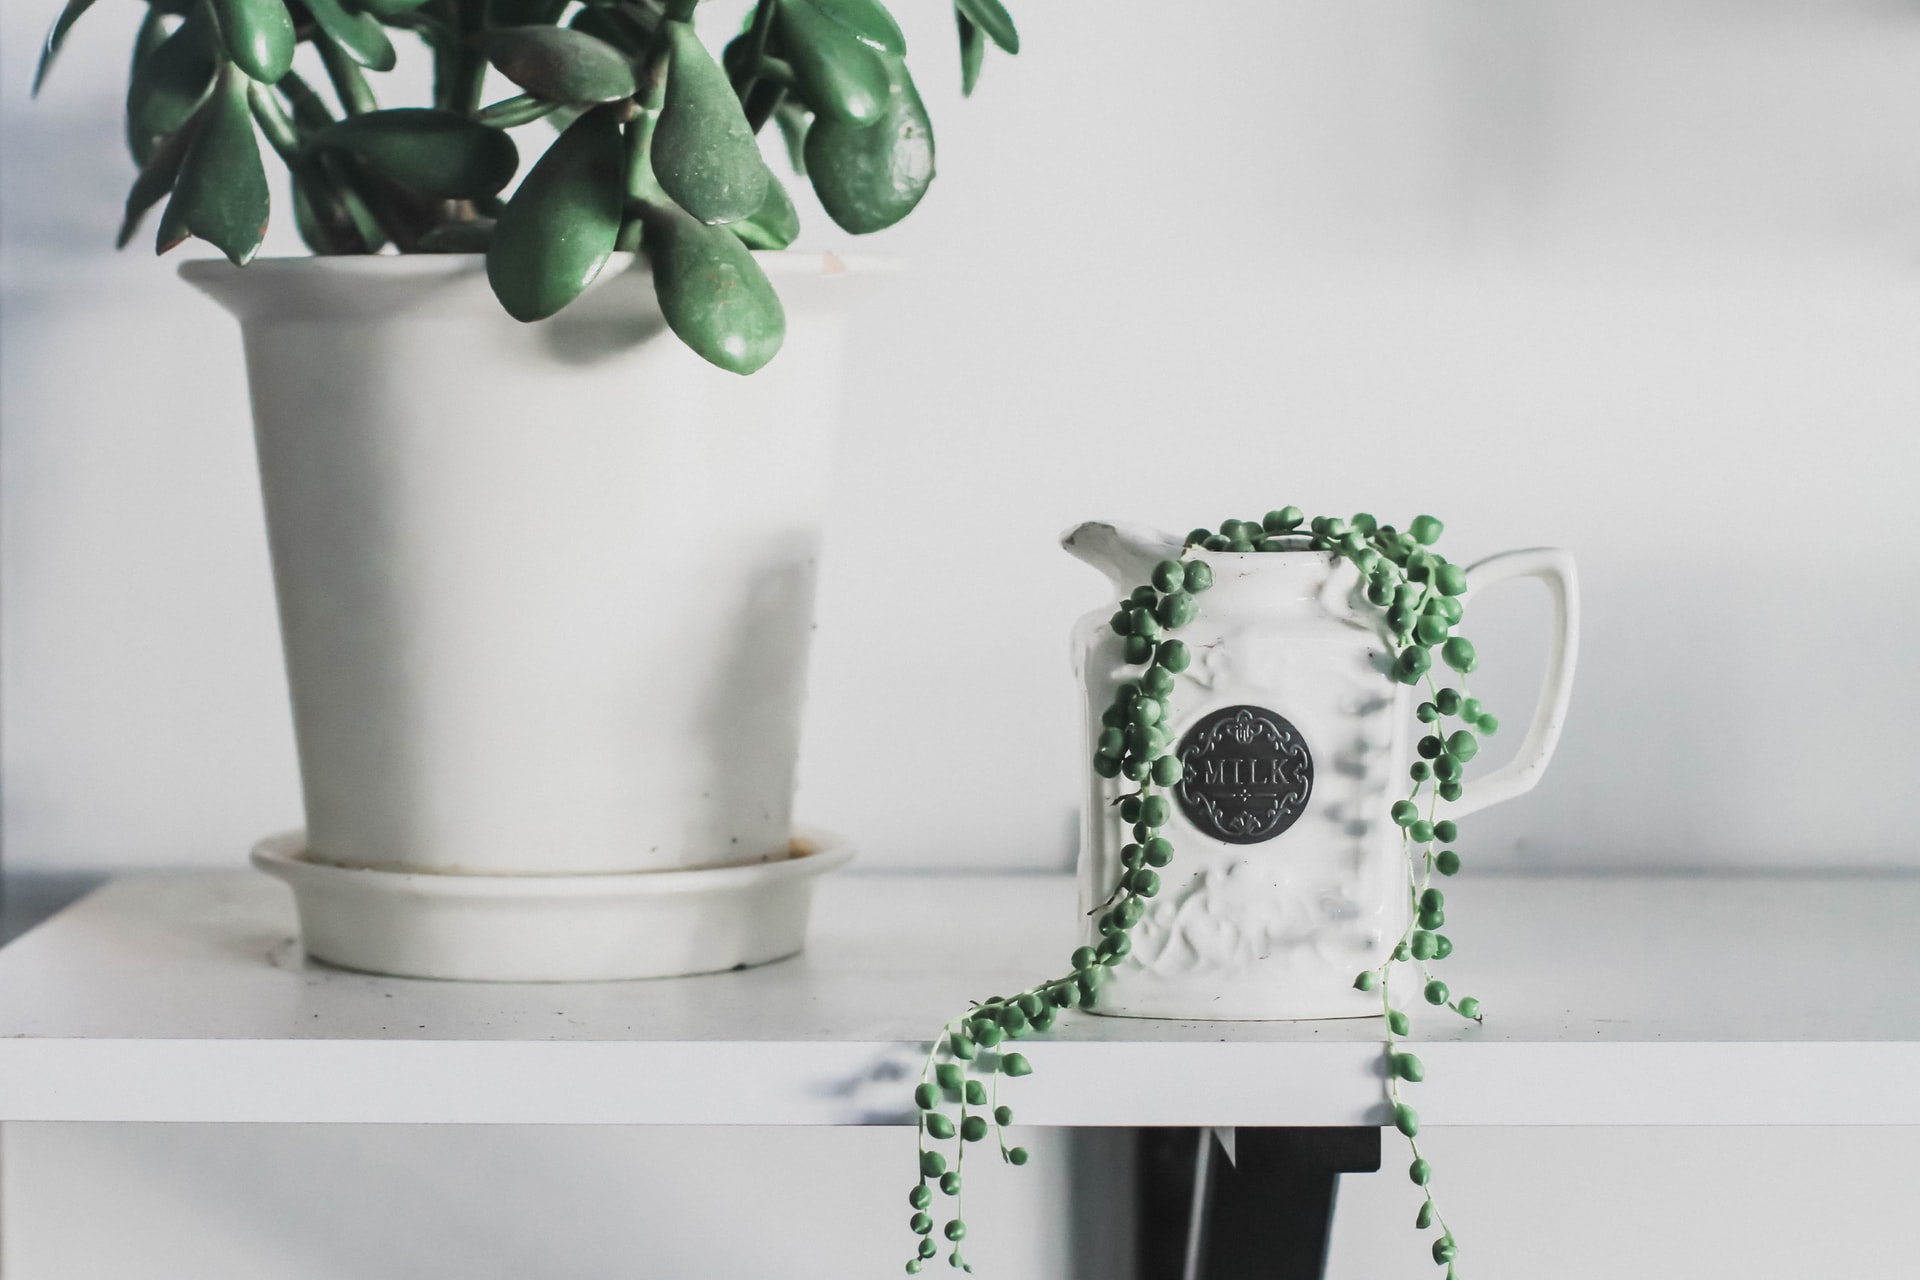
<box><xmin>904</xmin><ymin>507</ymin><xmax>1494</xmax><ymax>1277</ymax></box>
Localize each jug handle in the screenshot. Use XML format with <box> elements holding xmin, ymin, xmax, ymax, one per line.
<box><xmin>1440</xmin><ymin>548</ymin><xmax>1580</xmax><ymax>819</ymax></box>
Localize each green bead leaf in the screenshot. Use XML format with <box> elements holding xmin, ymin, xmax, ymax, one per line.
<box><xmin>654</xmin><ymin>21</ymin><xmax>769</xmax><ymax>225</ymax></box>
<box><xmin>156</xmin><ymin>65</ymin><xmax>270</xmax><ymax>265</ymax></box>
<box><xmin>728</xmin><ymin>172</ymin><xmax>800</xmax><ymax>250</ymax></box>
<box><xmin>486</xmin><ymin>103</ymin><xmax>625</xmax><ymax>322</ymax></box>
<box><xmin>777</xmin><ymin>0</ymin><xmax>891</xmax><ymax>125</ymax></box>
<box><xmin>484</xmin><ymin>26</ymin><xmax>637</xmax><ymax>105</ymax></box>
<box><xmin>303</xmin><ymin>0</ymin><xmax>397</xmax><ymax>73</ymax></box>
<box><xmin>956</xmin><ymin>12</ymin><xmax>984</xmax><ymax>98</ymax></box>
<box><xmin>209</xmin><ymin>0</ymin><xmax>297</xmax><ymax>85</ymax></box>
<box><xmin>118</xmin><ymin>107</ymin><xmax>204</xmax><ymax>249</ymax></box>
<box><xmin>954</xmin><ymin>0</ymin><xmax>1018</xmax><ymax>55</ymax></box>
<box><xmin>33</xmin><ymin>0</ymin><xmax>101</xmax><ymax>96</ymax></box>
<box><xmin>805</xmin><ymin>54</ymin><xmax>933</xmax><ymax>234</ymax></box>
<box><xmin>641</xmin><ymin>198</ymin><xmax>787</xmax><ymax>375</ymax></box>
<box><xmin>802</xmin><ymin>0</ymin><xmax>906</xmax><ymax>56</ymax></box>
<box><xmin>313</xmin><ymin>110</ymin><xmax>520</xmax><ymax>199</ymax></box>
<box><xmin>126</xmin><ymin>11</ymin><xmax>218</xmax><ymax>166</ymax></box>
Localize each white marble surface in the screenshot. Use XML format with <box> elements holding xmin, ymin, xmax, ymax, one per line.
<box><xmin>2</xmin><ymin>871</ymin><xmax>1914</xmax><ymax>1126</ymax></box>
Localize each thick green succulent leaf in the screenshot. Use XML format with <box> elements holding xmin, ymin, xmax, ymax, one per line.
<box><xmin>210</xmin><ymin>0</ymin><xmax>296</xmax><ymax>84</ymax></box>
<box><xmin>654</xmin><ymin>21</ymin><xmax>768</xmax><ymax>225</ymax></box>
<box><xmin>484</xmin><ymin>26</ymin><xmax>637</xmax><ymax>104</ymax></box>
<box><xmin>132</xmin><ymin>8</ymin><xmax>170</xmax><ymax>74</ymax></box>
<box><xmin>317</xmin><ymin>35</ymin><xmax>378</xmax><ymax>114</ymax></box>
<box><xmin>289</xmin><ymin>174</ymin><xmax>331</xmax><ymax>253</ymax></box>
<box><xmin>956</xmin><ymin>11</ymin><xmax>984</xmax><ymax>97</ymax></box>
<box><xmin>126</xmin><ymin>10</ymin><xmax>218</xmax><ymax>162</ymax></box>
<box><xmin>33</xmin><ymin>0</ymin><xmax>100</xmax><ymax>96</ymax></box>
<box><xmin>275</xmin><ymin>70</ymin><xmax>337</xmax><ymax>132</ymax></box>
<box><xmin>567</xmin><ymin>6</ymin><xmax>645</xmax><ymax>57</ymax></box>
<box><xmin>316</xmin><ymin>153</ymin><xmax>391</xmax><ymax>251</ymax></box>
<box><xmin>288</xmin><ymin>159</ymin><xmax>385</xmax><ymax>255</ymax></box>
<box><xmin>157</xmin><ymin>66</ymin><xmax>270</xmax><ymax>264</ymax></box>
<box><xmin>728</xmin><ymin>171</ymin><xmax>799</xmax><ymax>251</ymax></box>
<box><xmin>118</xmin><ymin>107</ymin><xmax>204</xmax><ymax>248</ymax></box>
<box><xmin>487</xmin><ymin>0</ymin><xmax>568</xmax><ymax>24</ymax></box>
<box><xmin>802</xmin><ymin>0</ymin><xmax>905</xmax><ymax>56</ymax></box>
<box><xmin>776</xmin><ymin>0</ymin><xmax>889</xmax><ymax>124</ymax></box>
<box><xmin>773</xmin><ymin>101</ymin><xmax>810</xmax><ymax>175</ymax></box>
<box><xmin>474</xmin><ymin>93</ymin><xmax>559</xmax><ymax>129</ymax></box>
<box><xmin>304</xmin><ymin>0</ymin><xmax>396</xmax><ymax>73</ymax></box>
<box><xmin>545</xmin><ymin>104</ymin><xmax>589</xmax><ymax>134</ymax></box>
<box><xmin>954</xmin><ymin>0</ymin><xmax>1017</xmax><ymax>54</ymax></box>
<box><xmin>351</xmin><ymin>0</ymin><xmax>435</xmax><ymax>16</ymax></box>
<box><xmin>127</xmin><ymin>9</ymin><xmax>170</xmax><ymax>162</ymax></box>
<box><xmin>419</xmin><ymin>220</ymin><xmax>496</xmax><ymax>253</ymax></box>
<box><xmin>805</xmin><ymin>55</ymin><xmax>932</xmax><ymax>234</ymax></box>
<box><xmin>313</xmin><ymin>109</ymin><xmax>519</xmax><ymax>198</ymax></box>
<box><xmin>641</xmin><ymin>198</ymin><xmax>786</xmax><ymax>375</ymax></box>
<box><xmin>486</xmin><ymin>103</ymin><xmax>624</xmax><ymax>322</ymax></box>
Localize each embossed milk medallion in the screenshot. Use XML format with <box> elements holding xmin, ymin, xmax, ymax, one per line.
<box><xmin>1064</xmin><ymin>521</ymin><xmax>1580</xmax><ymax>1020</ymax></box>
<box><xmin>1175</xmin><ymin>706</ymin><xmax>1314</xmax><ymax>844</ymax></box>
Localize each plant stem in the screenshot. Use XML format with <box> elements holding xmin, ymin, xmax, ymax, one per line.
<box><xmin>743</xmin><ymin>79</ymin><xmax>785</xmax><ymax>135</ymax></box>
<box><xmin>447</xmin><ymin>0</ymin><xmax>488</xmax><ymax>118</ymax></box>
<box><xmin>475</xmin><ymin>92</ymin><xmax>556</xmax><ymax>129</ymax></box>
<box><xmin>317</xmin><ymin>37</ymin><xmax>377</xmax><ymax>117</ymax></box>
<box><xmin>625</xmin><ymin>44</ymin><xmax>671</xmax><ymax>204</ymax></box>
<box><xmin>246</xmin><ymin>82</ymin><xmax>302</xmax><ymax>160</ymax></box>
<box><xmin>731</xmin><ymin>0</ymin><xmax>778</xmax><ymax>99</ymax></box>
<box><xmin>275</xmin><ymin>71</ymin><xmax>337</xmax><ymax>132</ymax></box>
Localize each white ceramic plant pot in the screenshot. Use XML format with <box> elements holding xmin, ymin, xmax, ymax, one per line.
<box><xmin>1064</xmin><ymin>522</ymin><xmax>1579</xmax><ymax>1020</ymax></box>
<box><xmin>186</xmin><ymin>253</ymin><xmax>881</xmax><ymax>980</ymax></box>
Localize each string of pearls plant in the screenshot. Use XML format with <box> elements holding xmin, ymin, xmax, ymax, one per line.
<box><xmin>903</xmin><ymin>507</ymin><xmax>1494</xmax><ymax>1276</ymax></box>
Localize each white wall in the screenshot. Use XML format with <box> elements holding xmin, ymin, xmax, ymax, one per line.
<box><xmin>9</xmin><ymin>1</ymin><xmax>1920</xmax><ymax>879</ymax></box>
<box><xmin>5</xmin><ymin>2</ymin><xmax>1917</xmax><ymax>1278</ymax></box>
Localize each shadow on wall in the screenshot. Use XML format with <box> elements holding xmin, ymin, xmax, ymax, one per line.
<box><xmin>0</xmin><ymin>872</ymin><xmax>108</xmax><ymax>945</ymax></box>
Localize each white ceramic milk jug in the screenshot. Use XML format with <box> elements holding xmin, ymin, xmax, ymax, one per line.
<box><xmin>1064</xmin><ymin>522</ymin><xmax>1579</xmax><ymax>1020</ymax></box>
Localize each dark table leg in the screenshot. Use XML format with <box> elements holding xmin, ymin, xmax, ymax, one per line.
<box><xmin>1138</xmin><ymin>1127</ymin><xmax>1382</xmax><ymax>1280</ymax></box>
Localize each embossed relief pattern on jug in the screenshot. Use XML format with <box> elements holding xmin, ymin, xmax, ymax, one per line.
<box><xmin>1067</xmin><ymin>528</ymin><xmax>1412</xmax><ymax>1020</ymax></box>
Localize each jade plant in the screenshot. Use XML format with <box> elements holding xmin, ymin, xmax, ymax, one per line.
<box><xmin>908</xmin><ymin>510</ymin><xmax>1493</xmax><ymax>1276</ymax></box>
<box><xmin>33</xmin><ymin>0</ymin><xmax>1022</xmax><ymax>373</ymax></box>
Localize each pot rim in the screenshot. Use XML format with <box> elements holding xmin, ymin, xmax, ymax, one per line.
<box><xmin>179</xmin><ymin>249</ymin><xmax>899</xmax><ymax>321</ymax></box>
<box><xmin>178</xmin><ymin>248</ymin><xmax>902</xmax><ymax>284</ymax></box>
<box><xmin>1184</xmin><ymin>544</ymin><xmax>1341</xmax><ymax>563</ymax></box>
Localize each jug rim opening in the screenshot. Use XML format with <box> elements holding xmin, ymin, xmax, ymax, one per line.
<box><xmin>1186</xmin><ymin>540</ymin><xmax>1339</xmax><ymax>561</ymax></box>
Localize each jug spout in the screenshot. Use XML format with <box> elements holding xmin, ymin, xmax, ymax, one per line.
<box><xmin>1061</xmin><ymin>521</ymin><xmax>1186</xmax><ymax>591</ymax></box>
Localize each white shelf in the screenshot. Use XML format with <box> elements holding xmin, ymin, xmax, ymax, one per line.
<box><xmin>1</xmin><ymin>871</ymin><xmax>1915</xmax><ymax>1127</ymax></box>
